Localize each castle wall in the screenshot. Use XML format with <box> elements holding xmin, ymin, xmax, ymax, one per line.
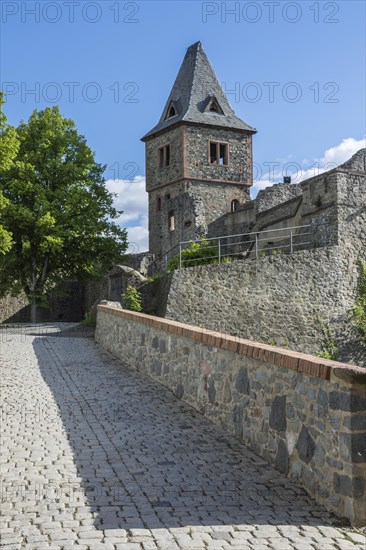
<box><xmin>163</xmin><ymin>241</ymin><xmax>365</xmax><ymax>367</ymax></box>
<box><xmin>256</xmin><ymin>182</ymin><xmax>303</xmax><ymax>213</ymax></box>
<box><xmin>150</xmin><ymin>180</ymin><xmax>251</xmax><ymax>261</ymax></box>
<box><xmin>0</xmin><ymin>281</ymin><xmax>86</xmax><ymax>323</ymax></box>
<box><xmin>145</xmin><ymin>162</ymin><xmax>366</xmax><ymax>365</ymax></box>
<box><xmin>0</xmin><ymin>294</ymin><xmax>30</xmax><ymax>323</ymax></box>
<box><xmin>145</xmin><ymin>126</ymin><xmax>183</xmax><ymax>190</ymax></box>
<box><xmin>146</xmin><ymin>124</ymin><xmax>252</xmax><ymax>259</ymax></box>
<box><xmin>96</xmin><ymin>305</ymin><xmax>366</xmax><ymax>526</ymax></box>
<box><xmin>208</xmin><ymin>171</ymin><xmax>344</xmax><ymax>246</ymax></box>
<box><xmin>186</xmin><ymin>126</ymin><xmax>252</xmax><ymax>184</ymax></box>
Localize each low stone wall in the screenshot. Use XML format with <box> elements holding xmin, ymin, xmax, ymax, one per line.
<box><xmin>96</xmin><ymin>305</ymin><xmax>366</xmax><ymax>527</ymax></box>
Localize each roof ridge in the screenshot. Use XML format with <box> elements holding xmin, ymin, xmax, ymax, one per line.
<box><xmin>184</xmin><ymin>42</ymin><xmax>201</xmax><ymax>118</ymax></box>
<box><xmin>141</xmin><ymin>41</ymin><xmax>256</xmax><ymax>141</ymax></box>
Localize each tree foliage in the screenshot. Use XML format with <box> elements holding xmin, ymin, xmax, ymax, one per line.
<box><xmin>122</xmin><ymin>285</ymin><xmax>142</xmax><ymax>312</ymax></box>
<box><xmin>0</xmin><ymin>106</ymin><xmax>127</xmax><ymax>307</ymax></box>
<box><xmin>0</xmin><ymin>94</ymin><xmax>19</xmax><ymax>254</ymax></box>
<box><xmin>353</xmin><ymin>259</ymin><xmax>366</xmax><ymax>342</ymax></box>
<box><xmin>168</xmin><ymin>237</ymin><xmax>218</xmax><ymax>271</ymax></box>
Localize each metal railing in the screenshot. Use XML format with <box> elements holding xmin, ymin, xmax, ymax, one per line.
<box><xmin>159</xmin><ymin>223</ymin><xmax>331</xmax><ymax>271</ymax></box>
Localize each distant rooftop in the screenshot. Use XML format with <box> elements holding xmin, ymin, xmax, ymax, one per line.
<box><xmin>142</xmin><ymin>41</ymin><xmax>256</xmax><ymax>141</ymax></box>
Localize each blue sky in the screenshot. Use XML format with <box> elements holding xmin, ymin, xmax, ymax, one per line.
<box><xmin>1</xmin><ymin>0</ymin><xmax>365</xmax><ymax>251</ymax></box>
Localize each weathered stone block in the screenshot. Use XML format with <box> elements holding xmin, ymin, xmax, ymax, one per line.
<box><xmin>296</xmin><ymin>426</ymin><xmax>315</xmax><ymax>464</ymax></box>
<box><xmin>313</xmin><ymin>443</ymin><xmax>326</xmax><ymax>467</ymax></box>
<box><xmin>222</xmin><ymin>377</ymin><xmax>232</xmax><ymax>403</ymax></box>
<box><xmin>233</xmin><ymin>406</ymin><xmax>243</xmax><ymax>437</ymax></box>
<box><xmin>326</xmin><ymin>457</ymin><xmax>343</xmax><ymax>469</ymax></box>
<box><xmin>153</xmin><ymin>358</ymin><xmax>162</xmax><ymax>376</ymax></box>
<box><xmin>343</xmin><ymin>413</ymin><xmax>366</xmax><ymax>431</ymax></box>
<box><xmin>275</xmin><ymin>439</ymin><xmax>289</xmax><ymax>474</ymax></box>
<box><xmin>350</xmin><ymin>394</ymin><xmax>366</xmax><ymax>413</ymax></box>
<box><xmin>334</xmin><ymin>473</ymin><xmax>365</xmax><ymax>498</ymax></box>
<box><xmin>317</xmin><ymin>388</ymin><xmax>328</xmax><ymax>408</ymax></box>
<box><xmin>235</xmin><ymin>367</ymin><xmax>249</xmax><ymax>394</ymax></box>
<box><xmin>269</xmin><ymin>395</ymin><xmax>287</xmax><ymax>432</ymax></box>
<box><xmin>159</xmin><ymin>339</ymin><xmax>166</xmax><ymax>353</ymax></box>
<box><xmin>329</xmin><ymin>391</ymin><xmax>349</xmax><ymax>410</ymax></box>
<box><xmin>351</xmin><ymin>433</ymin><xmax>366</xmax><ymax>463</ymax></box>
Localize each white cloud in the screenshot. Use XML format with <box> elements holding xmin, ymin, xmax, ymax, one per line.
<box><xmin>321</xmin><ymin>137</ymin><xmax>365</xmax><ymax>166</ymax></box>
<box><xmin>106</xmin><ymin>137</ymin><xmax>366</xmax><ymax>251</ymax></box>
<box><xmin>252</xmin><ymin>136</ymin><xmax>365</xmax><ymax>196</ymax></box>
<box><xmin>105</xmin><ymin>176</ymin><xmax>149</xmax><ymax>253</ymax></box>
<box><xmin>125</xmin><ymin>216</ymin><xmax>149</xmax><ymax>254</ymax></box>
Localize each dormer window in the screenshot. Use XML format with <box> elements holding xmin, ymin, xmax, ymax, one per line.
<box><xmin>168</xmin><ymin>105</ymin><xmax>176</xmax><ymax>117</ymax></box>
<box><xmin>165</xmin><ymin>101</ymin><xmax>178</xmax><ymax>120</ymax></box>
<box><xmin>205</xmin><ymin>96</ymin><xmax>224</xmax><ymax>115</ymax></box>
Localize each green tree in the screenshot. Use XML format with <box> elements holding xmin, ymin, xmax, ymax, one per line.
<box><xmin>0</xmin><ymin>106</ymin><xmax>127</xmax><ymax>321</ymax></box>
<box><xmin>0</xmin><ymin>93</ymin><xmax>19</xmax><ymax>254</ymax></box>
<box><xmin>353</xmin><ymin>259</ymin><xmax>366</xmax><ymax>342</ymax></box>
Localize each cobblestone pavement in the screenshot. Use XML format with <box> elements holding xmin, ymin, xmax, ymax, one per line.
<box><xmin>1</xmin><ymin>324</ymin><xmax>365</xmax><ymax>550</ymax></box>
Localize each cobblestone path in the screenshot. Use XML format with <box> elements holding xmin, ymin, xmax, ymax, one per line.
<box><xmin>1</xmin><ymin>324</ymin><xmax>365</xmax><ymax>550</ymax></box>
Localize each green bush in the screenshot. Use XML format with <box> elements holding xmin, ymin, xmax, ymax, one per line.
<box><xmin>353</xmin><ymin>259</ymin><xmax>366</xmax><ymax>342</ymax></box>
<box><xmin>122</xmin><ymin>285</ymin><xmax>142</xmax><ymax>312</ymax></box>
<box><xmin>81</xmin><ymin>312</ymin><xmax>96</xmax><ymax>327</ymax></box>
<box><xmin>168</xmin><ymin>237</ymin><xmax>218</xmax><ymax>271</ymax></box>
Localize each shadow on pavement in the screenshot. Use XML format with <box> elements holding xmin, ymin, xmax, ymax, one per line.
<box><xmin>32</xmin><ymin>327</ymin><xmax>347</xmax><ymax>531</ymax></box>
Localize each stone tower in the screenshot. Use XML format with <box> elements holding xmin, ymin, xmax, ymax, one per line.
<box><xmin>141</xmin><ymin>41</ymin><xmax>256</xmax><ymax>261</ymax></box>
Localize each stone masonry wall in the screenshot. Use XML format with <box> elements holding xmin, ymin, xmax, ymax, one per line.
<box><xmin>145</xmin><ymin>126</ymin><xmax>183</xmax><ymax>191</ymax></box>
<box><xmin>150</xmin><ymin>180</ymin><xmax>250</xmax><ymax>263</ymax></box>
<box><xmin>96</xmin><ymin>305</ymin><xmax>366</xmax><ymax>526</ymax></box>
<box><xmin>256</xmin><ymin>182</ymin><xmax>303</xmax><ymax>213</ymax></box>
<box><xmin>0</xmin><ymin>294</ymin><xmax>30</xmax><ymax>323</ymax></box>
<box><xmin>0</xmin><ymin>281</ymin><xmax>86</xmax><ymax>323</ymax></box>
<box><xmin>161</xmin><ymin>165</ymin><xmax>366</xmax><ymax>366</ymax></box>
<box><xmin>186</xmin><ymin>126</ymin><xmax>252</xmax><ymax>184</ymax></box>
<box><xmin>163</xmin><ymin>245</ymin><xmax>366</xmax><ymax>367</ymax></box>
<box><xmin>146</xmin><ymin>123</ymin><xmax>252</xmax><ymax>259</ymax></box>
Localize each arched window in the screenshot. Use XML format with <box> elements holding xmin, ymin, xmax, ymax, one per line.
<box><xmin>168</xmin><ymin>211</ymin><xmax>175</xmax><ymax>232</ymax></box>
<box><xmin>231</xmin><ymin>199</ymin><xmax>240</xmax><ymax>212</ymax></box>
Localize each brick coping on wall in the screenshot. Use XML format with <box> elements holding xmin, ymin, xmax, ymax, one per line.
<box><xmin>97</xmin><ymin>305</ymin><xmax>366</xmax><ymax>384</ymax></box>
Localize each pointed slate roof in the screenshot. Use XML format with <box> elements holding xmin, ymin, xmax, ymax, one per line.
<box><xmin>141</xmin><ymin>41</ymin><xmax>256</xmax><ymax>141</ymax></box>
